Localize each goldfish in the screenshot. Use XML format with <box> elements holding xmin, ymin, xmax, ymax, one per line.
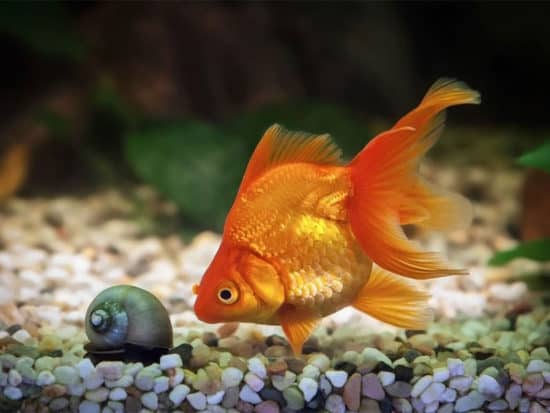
<box><xmin>193</xmin><ymin>78</ymin><xmax>480</xmax><ymax>354</ymax></box>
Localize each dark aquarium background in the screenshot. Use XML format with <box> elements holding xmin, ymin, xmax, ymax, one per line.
<box><xmin>1</xmin><ymin>3</ymin><xmax>550</xmax><ymax>413</ymax></box>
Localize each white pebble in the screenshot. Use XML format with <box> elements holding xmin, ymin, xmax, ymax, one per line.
<box><xmin>11</xmin><ymin>329</ymin><xmax>32</xmax><ymax>343</ymax></box>
<box><xmin>526</xmin><ymin>360</ymin><xmax>550</xmax><ymax>374</ymax></box>
<box><xmin>141</xmin><ymin>392</ymin><xmax>158</xmax><ymax>410</ymax></box>
<box><xmin>326</xmin><ymin>370</ymin><xmax>348</xmax><ymax>388</ymax></box>
<box><xmin>440</xmin><ymin>387</ymin><xmax>457</xmax><ymax>402</ymax></box>
<box><xmin>76</xmin><ymin>359</ymin><xmax>96</xmax><ymax>379</ymax></box>
<box><xmin>299</xmin><ymin>377</ymin><xmax>319</xmax><ymax>402</ymax></box>
<box><xmin>68</xmin><ymin>383</ymin><xmax>86</xmax><ymax>397</ymax></box>
<box><xmin>187</xmin><ymin>392</ymin><xmax>207</xmax><ymax>410</ymax></box>
<box><xmin>222</xmin><ymin>367</ymin><xmax>243</xmax><ymax>388</ymax></box>
<box><xmin>272</xmin><ymin>370</ymin><xmax>296</xmax><ymax>391</ymax></box>
<box><xmin>433</xmin><ymin>367</ymin><xmax>450</xmax><ymax>382</ymax></box>
<box><xmin>447</xmin><ymin>358</ymin><xmax>465</xmax><ymax>377</ymax></box>
<box><xmin>239</xmin><ymin>384</ymin><xmax>262</xmax><ymax>404</ymax></box>
<box><xmin>244</xmin><ymin>372</ymin><xmax>264</xmax><ymax>392</ymax></box>
<box><xmin>3</xmin><ymin>386</ymin><xmax>22</xmax><ymax>400</ymax></box>
<box><xmin>8</xmin><ymin>369</ymin><xmax>22</xmax><ymax>386</ymax></box>
<box><xmin>168</xmin><ymin>367</ymin><xmax>184</xmax><ymax>387</ymax></box>
<box><xmin>206</xmin><ymin>390</ymin><xmax>225</xmax><ymax>404</ymax></box>
<box><xmin>169</xmin><ymin>384</ymin><xmax>190</xmax><ymax>406</ymax></box>
<box><xmin>247</xmin><ymin>358</ymin><xmax>267</xmax><ymax>379</ymax></box>
<box><xmin>96</xmin><ymin>362</ymin><xmax>124</xmax><ymax>381</ymax></box>
<box><xmin>54</xmin><ymin>365</ymin><xmax>80</xmax><ymax>385</ymax></box>
<box><xmin>362</xmin><ymin>347</ymin><xmax>393</xmax><ymax>367</ymax></box>
<box><xmin>105</xmin><ymin>375</ymin><xmax>133</xmax><ymax>388</ymax></box>
<box><xmin>301</xmin><ymin>364</ymin><xmax>320</xmax><ymax>380</ymax></box>
<box><xmin>449</xmin><ymin>375</ymin><xmax>474</xmax><ymax>392</ymax></box>
<box><xmin>153</xmin><ymin>376</ymin><xmax>169</xmax><ymax>393</ymax></box>
<box><xmin>109</xmin><ymin>388</ymin><xmax>127</xmax><ymax>401</ymax></box>
<box><xmin>79</xmin><ymin>400</ymin><xmax>100</xmax><ymax>413</ymax></box>
<box><xmin>160</xmin><ymin>353</ymin><xmax>183</xmax><ymax>370</ymax></box>
<box><xmin>107</xmin><ymin>401</ymin><xmax>123</xmax><ymax>413</ymax></box>
<box><xmin>37</xmin><ymin>370</ymin><xmax>56</xmax><ymax>386</ymax></box>
<box><xmin>478</xmin><ymin>374</ymin><xmax>503</xmax><ymax>398</ymax></box>
<box><xmin>308</xmin><ymin>353</ymin><xmax>331</xmax><ymax>372</ymax></box>
<box><xmin>378</xmin><ymin>371</ymin><xmax>395</xmax><ymax>386</ymax></box>
<box><xmin>411</xmin><ymin>375</ymin><xmax>433</xmax><ymax>397</ymax></box>
<box><xmin>84</xmin><ymin>371</ymin><xmax>104</xmax><ymax>390</ymax></box>
<box><xmin>421</xmin><ymin>382</ymin><xmax>445</xmax><ymax>404</ymax></box>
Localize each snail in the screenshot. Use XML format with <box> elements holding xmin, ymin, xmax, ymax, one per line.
<box><xmin>84</xmin><ymin>285</ymin><xmax>173</xmax><ymax>364</ymax></box>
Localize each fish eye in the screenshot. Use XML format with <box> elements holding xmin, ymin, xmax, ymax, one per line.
<box><xmin>217</xmin><ymin>285</ymin><xmax>238</xmax><ymax>304</ymax></box>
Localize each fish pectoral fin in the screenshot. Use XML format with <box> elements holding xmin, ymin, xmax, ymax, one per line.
<box><xmin>278</xmin><ymin>305</ymin><xmax>320</xmax><ymax>355</ymax></box>
<box><xmin>352</xmin><ymin>266</ymin><xmax>433</xmax><ymax>330</ymax></box>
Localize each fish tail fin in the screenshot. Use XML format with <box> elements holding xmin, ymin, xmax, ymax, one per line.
<box><xmin>347</xmin><ymin>78</ymin><xmax>479</xmax><ymax>279</ymax></box>
<box><xmin>352</xmin><ymin>266</ymin><xmax>433</xmax><ymax>329</ymax></box>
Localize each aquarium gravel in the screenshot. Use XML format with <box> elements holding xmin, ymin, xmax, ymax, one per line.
<box><xmin>1</xmin><ymin>163</ymin><xmax>549</xmax><ymax>412</ymax></box>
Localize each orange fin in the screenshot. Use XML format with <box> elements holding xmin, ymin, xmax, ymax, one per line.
<box><xmin>348</xmin><ymin>79</ymin><xmax>479</xmax><ymax>279</ymax></box>
<box><xmin>278</xmin><ymin>305</ymin><xmax>320</xmax><ymax>356</ymax></box>
<box><xmin>352</xmin><ymin>266</ymin><xmax>433</xmax><ymax>329</ymax></box>
<box><xmin>237</xmin><ymin>124</ymin><xmax>343</xmax><ymax>194</ymax></box>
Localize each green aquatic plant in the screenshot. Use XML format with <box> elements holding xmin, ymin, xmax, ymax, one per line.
<box><xmin>125</xmin><ymin>102</ymin><xmax>368</xmax><ymax>231</ymax></box>
<box><xmin>489</xmin><ymin>140</ymin><xmax>550</xmax><ymax>266</ymax></box>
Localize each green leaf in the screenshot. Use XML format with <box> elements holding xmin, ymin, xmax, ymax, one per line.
<box><xmin>518</xmin><ymin>140</ymin><xmax>550</xmax><ymax>174</ymax></box>
<box><xmin>226</xmin><ymin>100</ymin><xmax>371</xmax><ymax>159</ymax></box>
<box><xmin>125</xmin><ymin>120</ymin><xmax>248</xmax><ymax>231</ymax></box>
<box><xmin>0</xmin><ymin>2</ymin><xmax>85</xmax><ymax>62</ymax></box>
<box><xmin>488</xmin><ymin>238</ymin><xmax>550</xmax><ymax>266</ymax></box>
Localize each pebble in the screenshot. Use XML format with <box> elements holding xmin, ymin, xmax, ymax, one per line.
<box><xmin>8</xmin><ymin>369</ymin><xmax>22</xmax><ymax>386</ymax></box>
<box><xmin>222</xmin><ymin>386</ymin><xmax>240</xmax><ymax>408</ymax></box>
<box><xmin>362</xmin><ymin>347</ymin><xmax>393</xmax><ymax>367</ymax></box>
<box><xmin>440</xmin><ymin>387</ymin><xmax>457</xmax><ymax>402</ymax></box>
<box><xmin>254</xmin><ymin>400</ymin><xmax>280</xmax><ymax>413</ymax></box>
<box><xmin>301</xmin><ymin>364</ymin><xmax>320</xmax><ymax>379</ymax></box>
<box><xmin>85</xmin><ymin>387</ymin><xmax>109</xmax><ymax>402</ymax></box>
<box><xmin>37</xmin><ymin>369</ymin><xmax>56</xmax><ymax>386</ymax></box>
<box><xmin>523</xmin><ymin>373</ymin><xmax>544</xmax><ymax>395</ymax></box>
<box><xmin>222</xmin><ymin>367</ymin><xmax>244</xmax><ymax>388</ymax></box>
<box><xmin>447</xmin><ymin>358</ymin><xmax>465</xmax><ymax>377</ymax></box>
<box><xmin>187</xmin><ymin>391</ymin><xmax>207</xmax><ymax>410</ymax></box>
<box><xmin>207</xmin><ymin>389</ymin><xmax>225</xmax><ymax>404</ymax></box>
<box><xmin>308</xmin><ymin>353</ymin><xmax>331</xmax><ymax>372</ymax></box>
<box><xmin>135</xmin><ymin>367</ymin><xmax>160</xmax><ymax>391</ymax></box>
<box><xmin>169</xmin><ymin>384</ymin><xmax>190</xmax><ymax>406</ymax></box>
<box><xmin>478</xmin><ymin>374</ymin><xmax>504</xmax><ymax>398</ymax></box>
<box><xmin>245</xmin><ymin>372</ymin><xmax>265</xmax><ymax>392</ymax></box>
<box><xmin>248</xmin><ymin>358</ymin><xmax>267</xmax><ymax>379</ymax></box>
<box><xmin>96</xmin><ymin>361</ymin><xmax>124</xmax><ymax>381</ymax></box>
<box><xmin>433</xmin><ymin>367</ymin><xmax>450</xmax><ymax>382</ymax></box>
<box><xmin>526</xmin><ymin>360</ymin><xmax>549</xmax><ymax>375</ymax></box>
<box><xmin>141</xmin><ymin>391</ymin><xmax>158</xmax><ymax>410</ymax></box>
<box><xmin>343</xmin><ymin>372</ymin><xmax>361</xmax><ymax>410</ymax></box>
<box><xmin>362</xmin><ymin>372</ymin><xmax>385</xmax><ymax>400</ymax></box>
<box><xmin>153</xmin><ymin>375</ymin><xmax>169</xmax><ymax>393</ymax></box>
<box><xmin>298</xmin><ymin>377</ymin><xmax>318</xmax><ymax>402</ymax></box>
<box><xmin>282</xmin><ymin>385</ymin><xmax>304</xmax><ymax>410</ymax></box>
<box><xmin>326</xmin><ymin>370</ymin><xmax>348</xmax><ymax>388</ymax></box>
<box><xmin>84</xmin><ymin>371</ymin><xmax>104</xmax><ymax>390</ymax></box>
<box><xmin>392</xmin><ymin>397</ymin><xmax>413</xmax><ymax>413</ymax></box>
<box><xmin>386</xmin><ymin>381</ymin><xmax>412</xmax><ymax>398</ymax></box>
<box><xmin>325</xmin><ymin>394</ymin><xmax>345</xmax><ymax>413</ymax></box>
<box><xmin>53</xmin><ymin>365</ymin><xmax>80</xmax><ymax>385</ymax></box>
<box><xmin>79</xmin><ymin>400</ymin><xmax>100</xmax><ymax>413</ymax></box>
<box><xmin>487</xmin><ymin>399</ymin><xmax>508</xmax><ymax>410</ymax></box>
<box><xmin>50</xmin><ymin>397</ymin><xmax>69</xmax><ymax>411</ymax></box>
<box><xmin>76</xmin><ymin>358</ymin><xmax>95</xmax><ymax>379</ymax></box>
<box><xmin>11</xmin><ymin>328</ymin><xmax>32</xmax><ymax>343</ymax></box>
<box><xmin>411</xmin><ymin>375</ymin><xmax>433</xmax><ymax>397</ymax></box>
<box><xmin>378</xmin><ymin>370</ymin><xmax>395</xmax><ymax>386</ymax></box>
<box><xmin>109</xmin><ymin>388</ymin><xmax>127</xmax><ymax>401</ymax></box>
<box><xmin>160</xmin><ymin>353</ymin><xmax>183</xmax><ymax>370</ymax></box>
<box><xmin>455</xmin><ymin>390</ymin><xmax>486</xmax><ymax>412</ymax></box>
<box><xmin>271</xmin><ymin>370</ymin><xmax>296</xmax><ymax>391</ymax></box>
<box><xmin>3</xmin><ymin>386</ymin><xmax>23</xmax><ymax>400</ymax></box>
<box><xmin>240</xmin><ymin>384</ymin><xmax>262</xmax><ymax>404</ymax></box>
<box><xmin>449</xmin><ymin>375</ymin><xmax>474</xmax><ymax>393</ymax></box>
<box><xmin>421</xmin><ymin>382</ymin><xmax>446</xmax><ymax>404</ymax></box>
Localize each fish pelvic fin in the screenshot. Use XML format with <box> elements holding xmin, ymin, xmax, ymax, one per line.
<box><xmin>352</xmin><ymin>265</ymin><xmax>433</xmax><ymax>329</ymax></box>
<box><xmin>347</xmin><ymin>78</ymin><xmax>479</xmax><ymax>279</ymax></box>
<box><xmin>278</xmin><ymin>304</ymin><xmax>320</xmax><ymax>356</ymax></box>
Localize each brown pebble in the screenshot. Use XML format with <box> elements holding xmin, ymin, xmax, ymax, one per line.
<box><xmin>267</xmin><ymin>359</ymin><xmax>288</xmax><ymax>375</ymax></box>
<box><xmin>218</xmin><ymin>322</ymin><xmax>240</xmax><ymax>338</ymax></box>
<box><xmin>343</xmin><ymin>372</ymin><xmax>361</xmax><ymax>411</ymax></box>
<box><xmin>222</xmin><ymin>386</ymin><xmax>240</xmax><ymax>408</ymax></box>
<box><xmin>523</xmin><ymin>373</ymin><xmax>544</xmax><ymax>395</ymax></box>
<box><xmin>254</xmin><ymin>400</ymin><xmax>280</xmax><ymax>413</ymax></box>
<box><xmin>229</xmin><ymin>357</ymin><xmax>248</xmax><ymax>372</ymax></box>
<box><xmin>125</xmin><ymin>396</ymin><xmax>141</xmax><ymax>412</ymax></box>
<box><xmin>236</xmin><ymin>400</ymin><xmax>254</xmax><ymax>413</ymax></box>
<box><xmin>265</xmin><ymin>345</ymin><xmax>289</xmax><ymax>358</ymax></box>
<box><xmin>286</xmin><ymin>358</ymin><xmax>305</xmax><ymax>374</ymax></box>
<box><xmin>42</xmin><ymin>385</ymin><xmax>66</xmax><ymax>398</ymax></box>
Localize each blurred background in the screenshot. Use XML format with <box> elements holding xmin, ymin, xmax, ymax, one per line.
<box><xmin>0</xmin><ymin>1</ymin><xmax>549</xmax><ymax>235</ymax></box>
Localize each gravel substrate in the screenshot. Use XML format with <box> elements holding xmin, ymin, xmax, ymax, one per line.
<box><xmin>1</xmin><ymin>162</ymin><xmax>549</xmax><ymax>412</ymax></box>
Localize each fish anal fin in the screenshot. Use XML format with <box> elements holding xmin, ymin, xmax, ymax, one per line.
<box><xmin>352</xmin><ymin>266</ymin><xmax>433</xmax><ymax>329</ymax></box>
<box><xmin>238</xmin><ymin>124</ymin><xmax>343</xmax><ymax>194</ymax></box>
<box><xmin>278</xmin><ymin>304</ymin><xmax>320</xmax><ymax>356</ymax></box>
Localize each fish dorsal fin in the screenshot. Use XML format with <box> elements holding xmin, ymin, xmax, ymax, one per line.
<box><xmin>238</xmin><ymin>124</ymin><xmax>343</xmax><ymax>193</ymax></box>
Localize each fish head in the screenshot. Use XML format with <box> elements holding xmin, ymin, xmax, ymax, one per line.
<box><xmin>193</xmin><ymin>244</ymin><xmax>285</xmax><ymax>324</ymax></box>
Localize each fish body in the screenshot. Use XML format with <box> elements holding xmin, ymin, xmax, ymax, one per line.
<box><xmin>194</xmin><ymin>79</ymin><xmax>480</xmax><ymax>354</ymax></box>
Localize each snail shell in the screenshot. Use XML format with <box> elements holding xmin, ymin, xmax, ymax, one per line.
<box><xmin>85</xmin><ymin>285</ymin><xmax>173</xmax><ymax>351</ymax></box>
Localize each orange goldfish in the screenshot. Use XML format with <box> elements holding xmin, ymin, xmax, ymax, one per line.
<box><xmin>193</xmin><ymin>79</ymin><xmax>480</xmax><ymax>354</ymax></box>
